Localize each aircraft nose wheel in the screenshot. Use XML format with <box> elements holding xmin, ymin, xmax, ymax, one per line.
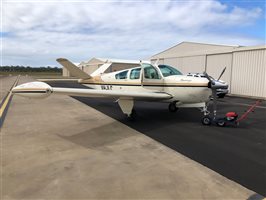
<box><xmin>201</xmin><ymin>116</ymin><xmax>212</xmax><ymax>125</ymax></box>
<box><xmin>168</xmin><ymin>102</ymin><xmax>178</xmax><ymax>112</ymax></box>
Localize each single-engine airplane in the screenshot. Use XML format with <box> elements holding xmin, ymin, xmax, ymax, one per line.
<box><xmin>12</xmin><ymin>58</ymin><xmax>225</xmax><ymax>120</ymax></box>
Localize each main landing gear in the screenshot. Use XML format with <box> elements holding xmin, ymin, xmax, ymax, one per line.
<box><xmin>168</xmin><ymin>102</ymin><xmax>179</xmax><ymax>112</ymax></box>
<box><xmin>117</xmin><ymin>99</ymin><xmax>137</xmax><ymax>121</ymax></box>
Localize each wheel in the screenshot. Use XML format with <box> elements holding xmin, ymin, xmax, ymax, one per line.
<box><xmin>216</xmin><ymin>120</ymin><xmax>226</xmax><ymax>127</ymax></box>
<box><xmin>168</xmin><ymin>102</ymin><xmax>178</xmax><ymax>112</ymax></box>
<box><xmin>201</xmin><ymin>116</ymin><xmax>212</xmax><ymax>125</ymax></box>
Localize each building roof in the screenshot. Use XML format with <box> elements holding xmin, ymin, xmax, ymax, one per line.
<box><xmin>80</xmin><ymin>57</ymin><xmax>146</xmax><ymax>66</ymax></box>
<box><xmin>96</xmin><ymin>58</ymin><xmax>143</xmax><ymax>64</ymax></box>
<box><xmin>151</xmin><ymin>41</ymin><xmax>240</xmax><ymax>59</ymax></box>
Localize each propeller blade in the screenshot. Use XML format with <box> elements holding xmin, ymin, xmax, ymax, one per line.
<box><xmin>217</xmin><ymin>67</ymin><xmax>226</xmax><ymax>81</ymax></box>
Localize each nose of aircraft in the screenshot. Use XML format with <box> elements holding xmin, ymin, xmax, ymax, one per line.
<box><xmin>12</xmin><ymin>81</ymin><xmax>52</xmax><ymax>98</ymax></box>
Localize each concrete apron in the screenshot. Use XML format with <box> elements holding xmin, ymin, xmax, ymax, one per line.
<box><xmin>1</xmin><ymin>76</ymin><xmax>255</xmax><ymax>199</ymax></box>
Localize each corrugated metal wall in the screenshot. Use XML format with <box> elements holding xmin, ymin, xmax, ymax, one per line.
<box><xmin>151</xmin><ymin>42</ymin><xmax>235</xmax><ymax>59</ymax></box>
<box><xmin>162</xmin><ymin>56</ymin><xmax>206</xmax><ymax>74</ymax></box>
<box><xmin>206</xmin><ymin>53</ymin><xmax>232</xmax><ymax>92</ymax></box>
<box><xmin>158</xmin><ymin>48</ymin><xmax>266</xmax><ymax>98</ymax></box>
<box><xmin>264</xmin><ymin>61</ymin><xmax>266</xmax><ymax>98</ymax></box>
<box><xmin>178</xmin><ymin>56</ymin><xmax>206</xmax><ymax>73</ymax></box>
<box><xmin>163</xmin><ymin>58</ymin><xmax>178</xmax><ymax>67</ymax></box>
<box><xmin>231</xmin><ymin>49</ymin><xmax>266</xmax><ymax>98</ymax></box>
<box><xmin>150</xmin><ymin>59</ymin><xmax>164</xmax><ymax>65</ymax></box>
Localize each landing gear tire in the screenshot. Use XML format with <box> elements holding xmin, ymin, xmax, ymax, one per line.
<box><xmin>168</xmin><ymin>102</ymin><xmax>178</xmax><ymax>112</ymax></box>
<box><xmin>216</xmin><ymin>120</ymin><xmax>226</xmax><ymax>127</ymax></box>
<box><xmin>201</xmin><ymin>116</ymin><xmax>212</xmax><ymax>125</ymax></box>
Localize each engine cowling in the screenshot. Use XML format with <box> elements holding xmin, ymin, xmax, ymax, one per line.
<box><xmin>12</xmin><ymin>81</ymin><xmax>52</xmax><ymax>98</ymax></box>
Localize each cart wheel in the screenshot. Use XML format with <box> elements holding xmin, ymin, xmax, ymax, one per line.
<box><xmin>216</xmin><ymin>120</ymin><xmax>226</xmax><ymax>127</ymax></box>
<box><xmin>201</xmin><ymin>116</ymin><xmax>212</xmax><ymax>125</ymax></box>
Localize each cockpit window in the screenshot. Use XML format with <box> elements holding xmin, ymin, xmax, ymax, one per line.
<box><xmin>115</xmin><ymin>70</ymin><xmax>128</xmax><ymax>79</ymax></box>
<box><xmin>130</xmin><ymin>68</ymin><xmax>141</xmax><ymax>79</ymax></box>
<box><xmin>158</xmin><ymin>65</ymin><xmax>183</xmax><ymax>77</ymax></box>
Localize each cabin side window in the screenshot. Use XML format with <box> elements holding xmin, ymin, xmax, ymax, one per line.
<box><xmin>130</xmin><ymin>68</ymin><xmax>141</xmax><ymax>79</ymax></box>
<box><xmin>115</xmin><ymin>70</ymin><xmax>128</xmax><ymax>79</ymax></box>
<box><xmin>144</xmin><ymin>65</ymin><xmax>160</xmax><ymax>79</ymax></box>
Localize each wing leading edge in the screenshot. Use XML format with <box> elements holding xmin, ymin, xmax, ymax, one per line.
<box><xmin>12</xmin><ymin>81</ymin><xmax>172</xmax><ymax>101</ymax></box>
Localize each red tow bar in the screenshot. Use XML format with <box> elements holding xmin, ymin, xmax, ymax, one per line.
<box><xmin>236</xmin><ymin>100</ymin><xmax>262</xmax><ymax>123</ymax></box>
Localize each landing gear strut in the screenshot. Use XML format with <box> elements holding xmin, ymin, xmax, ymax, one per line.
<box><xmin>168</xmin><ymin>102</ymin><xmax>178</xmax><ymax>112</ymax></box>
<box><xmin>200</xmin><ymin>105</ymin><xmax>212</xmax><ymax>125</ymax></box>
<box><xmin>201</xmin><ymin>105</ymin><xmax>210</xmax><ymax>116</ymax></box>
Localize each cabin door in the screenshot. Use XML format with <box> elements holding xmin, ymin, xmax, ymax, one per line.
<box><xmin>141</xmin><ymin>64</ymin><xmax>164</xmax><ymax>91</ymax></box>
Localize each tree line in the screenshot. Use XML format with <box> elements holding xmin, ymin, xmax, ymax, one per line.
<box><xmin>0</xmin><ymin>66</ymin><xmax>62</xmax><ymax>73</ymax></box>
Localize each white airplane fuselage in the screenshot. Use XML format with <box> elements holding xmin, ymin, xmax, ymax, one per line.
<box><xmin>79</xmin><ymin>66</ymin><xmax>212</xmax><ymax>105</ymax></box>
<box><xmin>12</xmin><ymin>60</ymin><xmax>214</xmax><ymax>118</ymax></box>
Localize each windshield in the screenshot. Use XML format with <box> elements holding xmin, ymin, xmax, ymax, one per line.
<box><xmin>158</xmin><ymin>65</ymin><xmax>183</xmax><ymax>77</ymax></box>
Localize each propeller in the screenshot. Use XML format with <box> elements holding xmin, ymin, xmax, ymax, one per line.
<box><xmin>217</xmin><ymin>67</ymin><xmax>226</xmax><ymax>81</ymax></box>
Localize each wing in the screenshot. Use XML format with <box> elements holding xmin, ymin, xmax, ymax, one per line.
<box><xmin>52</xmin><ymin>87</ymin><xmax>171</xmax><ymax>100</ymax></box>
<box><xmin>56</xmin><ymin>58</ymin><xmax>92</xmax><ymax>79</ymax></box>
<box><xmin>12</xmin><ymin>81</ymin><xmax>172</xmax><ymax>101</ymax></box>
<box><xmin>37</xmin><ymin>78</ymin><xmax>79</xmax><ymax>82</ymax></box>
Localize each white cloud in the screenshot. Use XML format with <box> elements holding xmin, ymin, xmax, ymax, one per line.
<box><xmin>1</xmin><ymin>0</ymin><xmax>264</xmax><ymax>66</ymax></box>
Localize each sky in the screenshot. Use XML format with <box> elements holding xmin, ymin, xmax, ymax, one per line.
<box><xmin>1</xmin><ymin>0</ymin><xmax>265</xmax><ymax>67</ymax></box>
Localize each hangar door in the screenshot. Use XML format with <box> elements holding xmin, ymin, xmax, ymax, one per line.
<box><xmin>231</xmin><ymin>49</ymin><xmax>266</xmax><ymax>98</ymax></box>
<box><xmin>164</xmin><ymin>58</ymin><xmax>178</xmax><ymax>67</ymax></box>
<box><xmin>177</xmin><ymin>56</ymin><xmax>206</xmax><ymax>74</ymax></box>
<box><xmin>206</xmin><ymin>53</ymin><xmax>232</xmax><ymax>92</ymax></box>
<box><xmin>151</xmin><ymin>59</ymin><xmax>164</xmax><ymax>65</ymax></box>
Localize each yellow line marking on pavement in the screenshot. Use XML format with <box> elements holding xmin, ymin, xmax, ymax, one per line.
<box><xmin>0</xmin><ymin>92</ymin><xmax>12</xmax><ymax>117</ymax></box>
<box><xmin>0</xmin><ymin>76</ymin><xmax>20</xmax><ymax>118</ymax></box>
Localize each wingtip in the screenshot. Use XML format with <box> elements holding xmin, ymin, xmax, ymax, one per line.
<box><xmin>56</xmin><ymin>58</ymin><xmax>68</xmax><ymax>62</ymax></box>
